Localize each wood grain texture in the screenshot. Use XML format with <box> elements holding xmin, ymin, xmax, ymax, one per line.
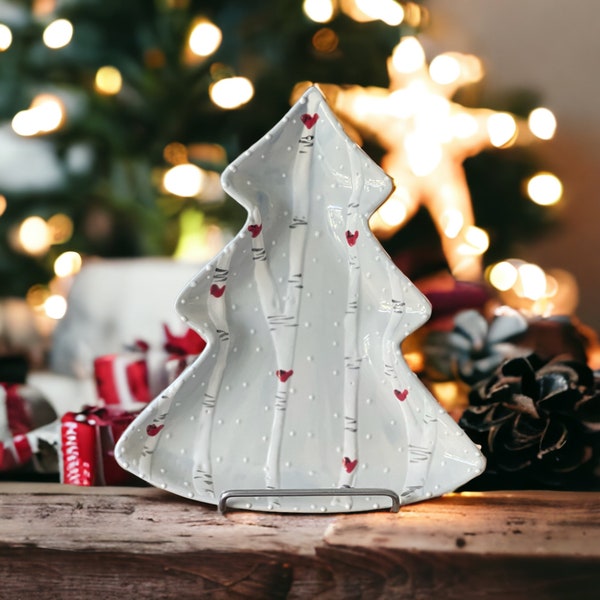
<box><xmin>325</xmin><ymin>490</ymin><xmax>600</xmax><ymax>557</ymax></box>
<box><xmin>1</xmin><ymin>484</ymin><xmax>599</xmax><ymax>599</ymax></box>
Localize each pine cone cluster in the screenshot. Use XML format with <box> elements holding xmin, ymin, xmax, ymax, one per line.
<box><xmin>460</xmin><ymin>354</ymin><xmax>600</xmax><ymax>489</ymax></box>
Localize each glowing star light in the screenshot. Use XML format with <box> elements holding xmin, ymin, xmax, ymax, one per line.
<box><xmin>293</xmin><ymin>37</ymin><xmax>537</xmax><ymax>280</ymax></box>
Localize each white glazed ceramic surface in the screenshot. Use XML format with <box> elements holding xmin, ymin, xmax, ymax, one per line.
<box><xmin>115</xmin><ymin>87</ymin><xmax>485</xmax><ymax>513</ymax></box>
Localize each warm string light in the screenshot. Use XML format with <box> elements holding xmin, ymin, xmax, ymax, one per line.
<box><xmin>54</xmin><ymin>251</ymin><xmax>82</xmax><ymax>278</ymax></box>
<box><xmin>354</xmin><ymin>0</ymin><xmax>405</xmax><ymax>26</ymax></box>
<box><xmin>528</xmin><ymin>107</ymin><xmax>557</xmax><ymax>140</ymax></box>
<box><xmin>292</xmin><ymin>35</ymin><xmax>559</xmax><ymax>281</ymax></box>
<box><xmin>95</xmin><ymin>66</ymin><xmax>123</xmax><ymax>95</ymax></box>
<box><xmin>526</xmin><ymin>172</ymin><xmax>563</xmax><ymax>206</ymax></box>
<box><xmin>33</xmin><ymin>0</ymin><xmax>57</xmax><ymax>16</ymax></box>
<box><xmin>42</xmin><ymin>18</ymin><xmax>73</xmax><ymax>49</ymax></box>
<box><xmin>47</xmin><ymin>213</ymin><xmax>74</xmax><ymax>244</ymax></box>
<box><xmin>14</xmin><ymin>212</ymin><xmax>77</xmax><ymax>320</ymax></box>
<box><xmin>487</xmin><ymin>260</ymin><xmax>578</xmax><ymax>317</ymax></box>
<box><xmin>163</xmin><ymin>163</ymin><xmax>206</xmax><ymax>197</ymax></box>
<box><xmin>15</xmin><ymin>214</ymin><xmax>74</xmax><ymax>256</ymax></box>
<box><xmin>44</xmin><ymin>294</ymin><xmax>68</xmax><ymax>319</ymax></box>
<box><xmin>18</xmin><ymin>216</ymin><xmax>51</xmax><ymax>255</ymax></box>
<box><xmin>486</xmin><ymin>112</ymin><xmax>517</xmax><ymax>147</ymax></box>
<box><xmin>162</xmin><ymin>152</ymin><xmax>224</xmax><ymax>202</ymax></box>
<box><xmin>312</xmin><ymin>28</ymin><xmax>339</xmax><ymax>53</ymax></box>
<box><xmin>24</xmin><ymin>250</ymin><xmax>82</xmax><ymax>322</ymax></box>
<box><xmin>11</xmin><ymin>94</ymin><xmax>64</xmax><ymax>137</ymax></box>
<box><xmin>303</xmin><ymin>0</ymin><xmax>336</xmax><ymax>23</ymax></box>
<box><xmin>25</xmin><ymin>282</ymin><xmax>68</xmax><ymax>320</ymax></box>
<box><xmin>188</xmin><ymin>19</ymin><xmax>222</xmax><ymax>57</ymax></box>
<box><xmin>0</xmin><ymin>23</ymin><xmax>12</xmax><ymax>50</ymax></box>
<box><xmin>303</xmin><ymin>1</ymin><xmax>423</xmax><ymax>27</ymax></box>
<box><xmin>209</xmin><ymin>76</ymin><xmax>254</xmax><ymax>109</ymax></box>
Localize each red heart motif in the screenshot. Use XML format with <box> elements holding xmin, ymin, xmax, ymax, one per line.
<box><xmin>276</xmin><ymin>369</ymin><xmax>294</xmax><ymax>383</ymax></box>
<box><xmin>343</xmin><ymin>456</ymin><xmax>358</xmax><ymax>473</ymax></box>
<box><xmin>394</xmin><ymin>389</ymin><xmax>408</xmax><ymax>402</ymax></box>
<box><xmin>300</xmin><ymin>113</ymin><xmax>319</xmax><ymax>129</ymax></box>
<box><xmin>345</xmin><ymin>230</ymin><xmax>359</xmax><ymax>246</ymax></box>
<box><xmin>248</xmin><ymin>224</ymin><xmax>263</xmax><ymax>238</ymax></box>
<box><xmin>146</xmin><ymin>424</ymin><xmax>164</xmax><ymax>437</ymax></box>
<box><xmin>210</xmin><ymin>284</ymin><xmax>226</xmax><ymax>298</ymax></box>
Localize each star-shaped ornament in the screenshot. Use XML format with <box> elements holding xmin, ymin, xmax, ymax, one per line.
<box><xmin>293</xmin><ymin>36</ymin><xmax>530</xmax><ymax>281</ymax></box>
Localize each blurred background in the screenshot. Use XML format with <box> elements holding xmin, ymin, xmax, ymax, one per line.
<box><xmin>0</xmin><ymin>0</ymin><xmax>597</xmax><ymax>362</ymax></box>
<box><xmin>428</xmin><ymin>0</ymin><xmax>600</xmax><ymax>337</ymax></box>
<box><xmin>2</xmin><ymin>0</ymin><xmax>600</xmax><ymax>491</ymax></box>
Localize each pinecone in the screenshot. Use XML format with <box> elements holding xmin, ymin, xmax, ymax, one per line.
<box><xmin>424</xmin><ymin>308</ymin><xmax>530</xmax><ymax>384</ymax></box>
<box><xmin>460</xmin><ymin>354</ymin><xmax>600</xmax><ymax>489</ymax></box>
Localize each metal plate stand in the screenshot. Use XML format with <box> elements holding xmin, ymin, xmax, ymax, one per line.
<box><xmin>218</xmin><ymin>487</ymin><xmax>401</xmax><ymax>514</ymax></box>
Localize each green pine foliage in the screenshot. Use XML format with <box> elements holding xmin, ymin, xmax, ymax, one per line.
<box><xmin>0</xmin><ymin>0</ymin><xmax>401</xmax><ymax>295</ymax></box>
<box><xmin>0</xmin><ymin>0</ymin><xmax>553</xmax><ymax>296</ymax></box>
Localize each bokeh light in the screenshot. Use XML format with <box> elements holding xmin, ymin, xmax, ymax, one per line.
<box><xmin>526</xmin><ymin>172</ymin><xmax>563</xmax><ymax>205</ymax></box>
<box><xmin>517</xmin><ymin>262</ymin><xmax>547</xmax><ymax>300</ymax></box>
<box><xmin>209</xmin><ymin>77</ymin><xmax>254</xmax><ymax>109</ymax></box>
<box><xmin>312</xmin><ymin>28</ymin><xmax>339</xmax><ymax>53</ymax></box>
<box><xmin>43</xmin><ymin>19</ymin><xmax>73</xmax><ymax>49</ymax></box>
<box><xmin>355</xmin><ymin>0</ymin><xmax>404</xmax><ymax>26</ymax></box>
<box><xmin>303</xmin><ymin>0</ymin><xmax>335</xmax><ymax>23</ymax></box>
<box><xmin>163</xmin><ymin>163</ymin><xmax>206</xmax><ymax>197</ymax></box>
<box><xmin>12</xmin><ymin>94</ymin><xmax>64</xmax><ymax>136</ymax></box>
<box><xmin>0</xmin><ymin>23</ymin><xmax>12</xmax><ymax>50</ymax></box>
<box><xmin>487</xmin><ymin>112</ymin><xmax>517</xmax><ymax>147</ymax></box>
<box><xmin>188</xmin><ymin>20</ymin><xmax>222</xmax><ymax>57</ymax></box>
<box><xmin>54</xmin><ymin>251</ymin><xmax>82</xmax><ymax>277</ymax></box>
<box><xmin>95</xmin><ymin>66</ymin><xmax>123</xmax><ymax>95</ymax></box>
<box><xmin>19</xmin><ymin>216</ymin><xmax>50</xmax><ymax>255</ymax></box>
<box><xmin>163</xmin><ymin>142</ymin><xmax>188</xmax><ymax>165</ymax></box>
<box><xmin>528</xmin><ymin>107</ymin><xmax>557</xmax><ymax>140</ymax></box>
<box><xmin>26</xmin><ymin>284</ymin><xmax>49</xmax><ymax>309</ymax></box>
<box><xmin>44</xmin><ymin>294</ymin><xmax>67</xmax><ymax>319</ymax></box>
<box><xmin>47</xmin><ymin>213</ymin><xmax>74</xmax><ymax>244</ymax></box>
<box><xmin>488</xmin><ymin>261</ymin><xmax>518</xmax><ymax>292</ymax></box>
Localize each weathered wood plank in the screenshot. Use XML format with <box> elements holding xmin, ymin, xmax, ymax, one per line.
<box><xmin>0</xmin><ymin>483</ymin><xmax>332</xmax><ymax>555</ymax></box>
<box><xmin>1</xmin><ymin>484</ymin><xmax>599</xmax><ymax>599</ymax></box>
<box><xmin>324</xmin><ymin>490</ymin><xmax>600</xmax><ymax>557</ymax></box>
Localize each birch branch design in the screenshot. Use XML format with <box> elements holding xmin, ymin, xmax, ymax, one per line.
<box><xmin>250</xmin><ymin>100</ymin><xmax>318</xmax><ymax>492</ymax></box>
<box><xmin>191</xmin><ymin>245</ymin><xmax>234</xmax><ymax>498</ymax></box>
<box><xmin>337</xmin><ymin>142</ymin><xmax>363</xmax><ymax>493</ymax></box>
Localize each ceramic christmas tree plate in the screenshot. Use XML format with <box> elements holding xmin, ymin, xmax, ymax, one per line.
<box><xmin>115</xmin><ymin>86</ymin><xmax>485</xmax><ymax>513</ymax></box>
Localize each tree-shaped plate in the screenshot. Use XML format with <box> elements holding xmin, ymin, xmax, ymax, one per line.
<box><xmin>115</xmin><ymin>87</ymin><xmax>485</xmax><ymax>513</ymax></box>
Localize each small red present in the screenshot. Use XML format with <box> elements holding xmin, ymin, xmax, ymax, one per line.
<box><xmin>0</xmin><ymin>382</ymin><xmax>57</xmax><ymax>472</ymax></box>
<box><xmin>60</xmin><ymin>406</ymin><xmax>138</xmax><ymax>486</ymax></box>
<box><xmin>92</xmin><ymin>325</ymin><xmax>205</xmax><ymax>409</ymax></box>
<box><xmin>163</xmin><ymin>324</ymin><xmax>205</xmax><ymax>383</ymax></box>
<box><xmin>94</xmin><ymin>352</ymin><xmax>151</xmax><ymax>409</ymax></box>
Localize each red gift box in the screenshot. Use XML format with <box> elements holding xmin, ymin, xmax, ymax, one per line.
<box><xmin>0</xmin><ymin>382</ymin><xmax>57</xmax><ymax>472</ymax></box>
<box><xmin>94</xmin><ymin>353</ymin><xmax>151</xmax><ymax>409</ymax></box>
<box><xmin>61</xmin><ymin>406</ymin><xmax>138</xmax><ymax>486</ymax></box>
<box><xmin>93</xmin><ymin>325</ymin><xmax>206</xmax><ymax>410</ymax></box>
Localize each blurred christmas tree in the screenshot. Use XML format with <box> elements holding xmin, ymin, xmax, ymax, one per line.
<box><xmin>0</xmin><ymin>0</ymin><xmax>562</xmax><ymax>319</ymax></box>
